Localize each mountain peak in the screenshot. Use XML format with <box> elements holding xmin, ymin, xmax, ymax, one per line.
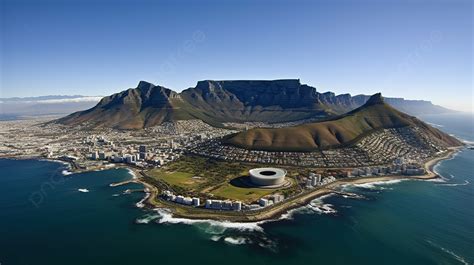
<box><xmin>364</xmin><ymin>93</ymin><xmax>384</xmax><ymax>106</ymax></box>
<box><xmin>137</xmin><ymin>81</ymin><xmax>155</xmax><ymax>90</ymax></box>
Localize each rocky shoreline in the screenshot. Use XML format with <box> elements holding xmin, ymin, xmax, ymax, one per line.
<box><xmin>133</xmin><ymin>147</ymin><xmax>461</xmax><ymax>222</ymax></box>
<box><xmin>1</xmin><ymin>147</ymin><xmax>461</xmax><ymax>223</ymax></box>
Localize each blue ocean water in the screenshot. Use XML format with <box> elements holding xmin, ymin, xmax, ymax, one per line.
<box><xmin>0</xmin><ymin>113</ymin><xmax>472</xmax><ymax>265</ymax></box>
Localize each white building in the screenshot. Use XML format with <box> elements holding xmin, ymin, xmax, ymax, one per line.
<box><xmin>192</xmin><ymin>197</ymin><xmax>200</xmax><ymax>206</ymax></box>
<box><xmin>259</xmin><ymin>198</ymin><xmax>269</xmax><ymax>207</ymax></box>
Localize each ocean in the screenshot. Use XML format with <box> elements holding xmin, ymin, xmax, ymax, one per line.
<box><xmin>0</xmin><ymin>113</ymin><xmax>472</xmax><ymax>265</ymax></box>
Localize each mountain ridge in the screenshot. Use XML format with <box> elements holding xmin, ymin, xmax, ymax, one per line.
<box><xmin>57</xmin><ymin>80</ymin><xmax>455</xmax><ymax>129</ymax></box>
<box><xmin>224</xmin><ymin>93</ymin><xmax>462</xmax><ymax>151</ymax></box>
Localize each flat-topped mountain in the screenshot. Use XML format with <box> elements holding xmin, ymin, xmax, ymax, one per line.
<box><xmin>224</xmin><ymin>93</ymin><xmax>462</xmax><ymax>151</ymax></box>
<box><xmin>57</xmin><ymin>80</ymin><xmax>454</xmax><ymax>129</ymax></box>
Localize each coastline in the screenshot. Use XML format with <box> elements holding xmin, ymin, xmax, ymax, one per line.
<box><xmin>133</xmin><ymin>147</ymin><xmax>462</xmax><ymax>222</ymax></box>
<box><xmin>1</xmin><ymin>146</ymin><xmax>461</xmax><ymax>223</ymax></box>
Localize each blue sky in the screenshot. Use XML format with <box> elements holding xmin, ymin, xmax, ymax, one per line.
<box><xmin>1</xmin><ymin>0</ymin><xmax>472</xmax><ymax>111</ymax></box>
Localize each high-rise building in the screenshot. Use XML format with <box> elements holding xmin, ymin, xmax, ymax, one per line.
<box><xmin>139</xmin><ymin>145</ymin><xmax>147</xmax><ymax>153</ymax></box>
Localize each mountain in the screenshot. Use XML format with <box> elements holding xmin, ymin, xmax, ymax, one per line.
<box><xmin>224</xmin><ymin>93</ymin><xmax>462</xmax><ymax>151</ymax></box>
<box><xmin>180</xmin><ymin>79</ymin><xmax>335</xmax><ymax>123</ymax></box>
<box><xmin>57</xmin><ymin>82</ymin><xmax>194</xmax><ymax>129</ymax></box>
<box><xmin>57</xmin><ymin>80</ymin><xmax>455</xmax><ymax>129</ymax></box>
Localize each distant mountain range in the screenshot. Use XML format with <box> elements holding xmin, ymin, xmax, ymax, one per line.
<box><xmin>224</xmin><ymin>93</ymin><xmax>462</xmax><ymax>151</ymax></box>
<box><xmin>57</xmin><ymin>79</ymin><xmax>455</xmax><ymax>129</ymax></box>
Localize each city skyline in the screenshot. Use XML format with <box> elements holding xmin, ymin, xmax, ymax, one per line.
<box><xmin>1</xmin><ymin>0</ymin><xmax>472</xmax><ymax>112</ymax></box>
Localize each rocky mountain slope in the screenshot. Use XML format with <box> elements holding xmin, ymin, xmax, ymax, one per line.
<box><xmin>57</xmin><ymin>80</ymin><xmax>454</xmax><ymax>129</ymax></box>
<box><xmin>224</xmin><ymin>93</ymin><xmax>462</xmax><ymax>151</ymax></box>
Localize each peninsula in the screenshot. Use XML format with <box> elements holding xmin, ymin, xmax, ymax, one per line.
<box><xmin>0</xmin><ymin>80</ymin><xmax>464</xmax><ymax>222</ymax></box>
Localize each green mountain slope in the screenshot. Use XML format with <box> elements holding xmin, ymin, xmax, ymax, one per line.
<box><xmin>224</xmin><ymin>93</ymin><xmax>462</xmax><ymax>151</ymax></box>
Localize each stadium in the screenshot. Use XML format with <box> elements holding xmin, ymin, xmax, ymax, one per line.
<box><xmin>249</xmin><ymin>167</ymin><xmax>287</xmax><ymax>188</ymax></box>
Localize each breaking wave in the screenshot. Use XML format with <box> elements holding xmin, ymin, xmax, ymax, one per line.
<box><xmin>62</xmin><ymin>170</ymin><xmax>73</xmax><ymax>176</ymax></box>
<box><xmin>342</xmin><ymin>179</ymin><xmax>406</xmax><ymax>191</ymax></box>
<box><xmin>279</xmin><ymin>194</ymin><xmax>338</xmax><ymax>220</ymax></box>
<box><xmin>426</xmin><ymin>240</ymin><xmax>469</xmax><ymax>265</ymax></box>
<box><xmin>224</xmin><ymin>237</ymin><xmax>251</xmax><ymax>245</ymax></box>
<box><xmin>436</xmin><ymin>180</ymin><xmax>470</xmax><ymax>187</ymax></box>
<box><xmin>136</xmin><ymin>213</ymin><xmax>161</xmax><ymax>224</ymax></box>
<box><xmin>125</xmin><ymin>168</ymin><xmax>137</xmax><ymax>179</ymax></box>
<box><xmin>135</xmin><ymin>192</ymin><xmax>150</xmax><ymax>208</ymax></box>
<box><xmin>150</xmin><ymin>208</ymin><xmax>264</xmax><ymax>232</ymax></box>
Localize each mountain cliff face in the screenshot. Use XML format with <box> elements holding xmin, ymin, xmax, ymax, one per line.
<box><xmin>57</xmin><ymin>81</ymin><xmax>193</xmax><ymax>129</ymax></box>
<box><xmin>57</xmin><ymin>80</ymin><xmax>453</xmax><ymax>129</ymax></box>
<box><xmin>180</xmin><ymin>80</ymin><xmax>334</xmax><ymax>123</ymax></box>
<box><xmin>224</xmin><ymin>93</ymin><xmax>462</xmax><ymax>151</ymax></box>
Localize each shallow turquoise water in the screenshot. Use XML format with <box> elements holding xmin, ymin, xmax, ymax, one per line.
<box><xmin>0</xmin><ymin>114</ymin><xmax>472</xmax><ymax>265</ymax></box>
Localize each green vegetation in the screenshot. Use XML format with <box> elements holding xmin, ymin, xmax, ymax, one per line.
<box><xmin>147</xmin><ymin>171</ymin><xmax>200</xmax><ymax>188</ymax></box>
<box><xmin>224</xmin><ymin>93</ymin><xmax>438</xmax><ymax>151</ymax></box>
<box><xmin>145</xmin><ymin>155</ymin><xmax>299</xmax><ymax>203</ymax></box>
<box><xmin>211</xmin><ymin>184</ymin><xmax>274</xmax><ymax>203</ymax></box>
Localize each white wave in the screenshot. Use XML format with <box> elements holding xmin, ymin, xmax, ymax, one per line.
<box><xmin>78</xmin><ymin>188</ymin><xmax>89</xmax><ymax>193</ymax></box>
<box><xmin>224</xmin><ymin>237</ymin><xmax>250</xmax><ymax>245</ymax></box>
<box><xmin>426</xmin><ymin>240</ymin><xmax>469</xmax><ymax>265</ymax></box>
<box><xmin>343</xmin><ymin>179</ymin><xmax>406</xmax><ymax>190</ymax></box>
<box><xmin>125</xmin><ymin>168</ymin><xmax>137</xmax><ymax>179</ymax></box>
<box><xmin>276</xmin><ymin>193</ymin><xmax>337</xmax><ymax>220</ymax></box>
<box><xmin>210</xmin><ymin>235</ymin><xmax>222</xmax><ymax>242</ymax></box>
<box><xmin>151</xmin><ymin>208</ymin><xmax>263</xmax><ymax>232</ymax></box>
<box><xmin>308</xmin><ymin>203</ymin><xmax>337</xmax><ymax>214</ymax></box>
<box><xmin>135</xmin><ymin>213</ymin><xmax>161</xmax><ymax>224</ymax></box>
<box><xmin>62</xmin><ymin>170</ymin><xmax>73</xmax><ymax>176</ymax></box>
<box><xmin>422</xmin><ymin>177</ymin><xmax>446</xmax><ymax>183</ymax></box>
<box><xmin>112</xmin><ymin>193</ymin><xmax>120</xmax><ymax>197</ymax></box>
<box><xmin>136</xmin><ymin>192</ymin><xmax>150</xmax><ymax>208</ymax></box>
<box><xmin>436</xmin><ymin>180</ymin><xmax>470</xmax><ymax>187</ymax></box>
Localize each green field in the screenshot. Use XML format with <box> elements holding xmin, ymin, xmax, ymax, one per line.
<box><xmin>210</xmin><ymin>183</ymin><xmax>275</xmax><ymax>203</ymax></box>
<box><xmin>145</xmin><ymin>155</ymin><xmax>301</xmax><ymax>203</ymax></box>
<box><xmin>147</xmin><ymin>170</ymin><xmax>203</xmax><ymax>188</ymax></box>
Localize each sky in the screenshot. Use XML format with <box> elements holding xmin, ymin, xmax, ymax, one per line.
<box><xmin>1</xmin><ymin>0</ymin><xmax>472</xmax><ymax>112</ymax></box>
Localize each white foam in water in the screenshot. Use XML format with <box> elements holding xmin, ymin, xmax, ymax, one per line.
<box><xmin>78</xmin><ymin>188</ymin><xmax>89</xmax><ymax>193</ymax></box>
<box><xmin>210</xmin><ymin>235</ymin><xmax>222</xmax><ymax>242</ymax></box>
<box><xmin>136</xmin><ymin>213</ymin><xmax>161</xmax><ymax>224</ymax></box>
<box><xmin>125</xmin><ymin>168</ymin><xmax>137</xmax><ymax>179</ymax></box>
<box><xmin>423</xmin><ymin>177</ymin><xmax>446</xmax><ymax>183</ymax></box>
<box><xmin>62</xmin><ymin>169</ymin><xmax>73</xmax><ymax>176</ymax></box>
<box><xmin>224</xmin><ymin>237</ymin><xmax>250</xmax><ymax>245</ymax></box>
<box><xmin>277</xmin><ymin>194</ymin><xmax>338</xmax><ymax>220</ymax></box>
<box><xmin>426</xmin><ymin>240</ymin><xmax>469</xmax><ymax>265</ymax></box>
<box><xmin>151</xmin><ymin>208</ymin><xmax>264</xmax><ymax>232</ymax></box>
<box><xmin>436</xmin><ymin>180</ymin><xmax>470</xmax><ymax>187</ymax></box>
<box><xmin>136</xmin><ymin>192</ymin><xmax>150</xmax><ymax>208</ymax></box>
<box><xmin>344</xmin><ymin>179</ymin><xmax>406</xmax><ymax>190</ymax></box>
